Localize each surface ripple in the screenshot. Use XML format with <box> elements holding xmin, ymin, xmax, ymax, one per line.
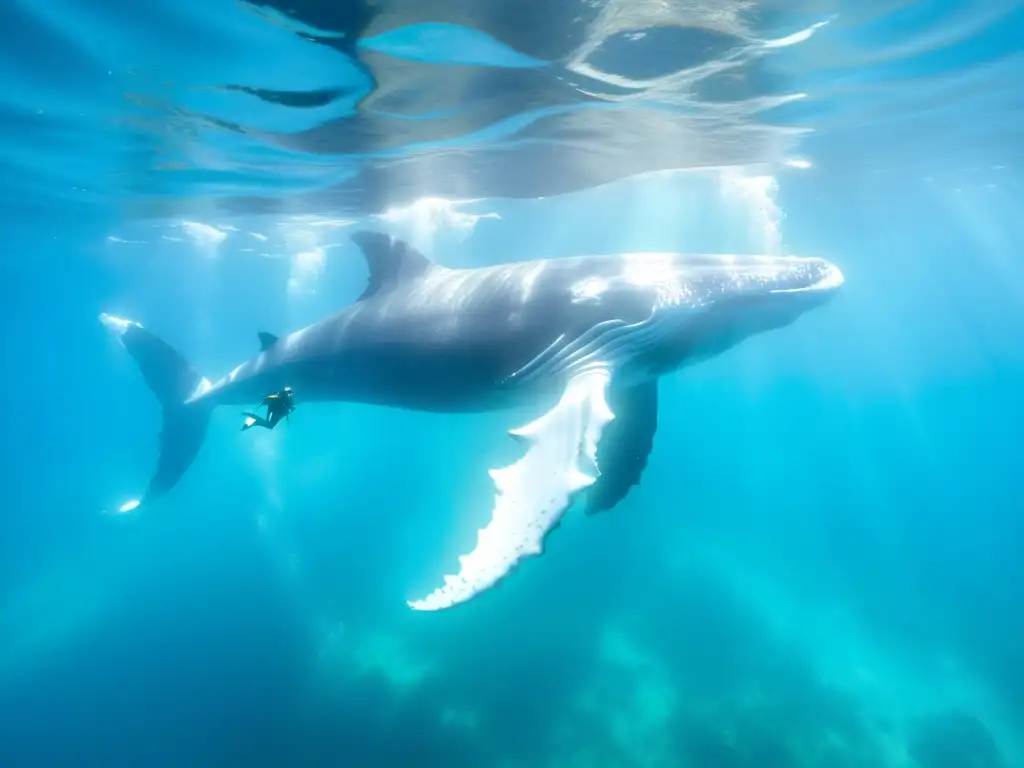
<box><xmin>1</xmin><ymin>0</ymin><xmax>1020</xmax><ymax>218</ymax></box>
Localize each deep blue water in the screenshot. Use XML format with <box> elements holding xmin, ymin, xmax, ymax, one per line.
<box><xmin>1</xmin><ymin>1</ymin><xmax>1023</xmax><ymax>766</ymax></box>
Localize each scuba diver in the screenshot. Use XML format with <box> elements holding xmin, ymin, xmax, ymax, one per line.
<box><xmin>241</xmin><ymin>386</ymin><xmax>295</xmax><ymax>431</ymax></box>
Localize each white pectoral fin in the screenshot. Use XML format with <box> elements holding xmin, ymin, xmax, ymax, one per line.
<box><xmin>408</xmin><ymin>367</ymin><xmax>616</xmax><ymax>612</ymax></box>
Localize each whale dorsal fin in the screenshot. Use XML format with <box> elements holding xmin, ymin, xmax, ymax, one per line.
<box><xmin>351</xmin><ymin>231</ymin><xmax>435</xmax><ymax>300</ymax></box>
<box><xmin>257</xmin><ymin>331</ymin><xmax>280</xmax><ymax>351</ymax></box>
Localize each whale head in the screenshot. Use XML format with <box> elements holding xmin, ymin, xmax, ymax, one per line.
<box><xmin>608</xmin><ymin>252</ymin><xmax>844</xmax><ymax>373</ymax></box>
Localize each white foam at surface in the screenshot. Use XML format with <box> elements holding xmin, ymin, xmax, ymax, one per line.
<box><xmin>180</xmin><ymin>220</ymin><xmax>228</xmax><ymax>256</ymax></box>
<box><xmin>375</xmin><ymin>196</ymin><xmax>501</xmax><ymax>253</ymax></box>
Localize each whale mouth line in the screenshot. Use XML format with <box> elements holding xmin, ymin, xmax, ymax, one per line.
<box><xmin>769</xmin><ymin>262</ymin><xmax>845</xmax><ymax>294</ymax></box>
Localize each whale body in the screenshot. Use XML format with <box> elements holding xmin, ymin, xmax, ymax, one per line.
<box><xmin>101</xmin><ymin>231</ymin><xmax>843</xmax><ymax>610</ymax></box>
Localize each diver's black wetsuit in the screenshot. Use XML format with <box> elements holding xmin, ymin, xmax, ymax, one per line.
<box><xmin>241</xmin><ymin>387</ymin><xmax>295</xmax><ymax>431</ymax></box>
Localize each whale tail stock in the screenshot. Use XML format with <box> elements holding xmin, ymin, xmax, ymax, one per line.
<box><xmin>100</xmin><ymin>313</ymin><xmax>212</xmax><ymax>512</ymax></box>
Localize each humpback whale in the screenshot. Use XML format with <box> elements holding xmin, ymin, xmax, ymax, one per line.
<box><xmin>101</xmin><ymin>231</ymin><xmax>843</xmax><ymax>611</ymax></box>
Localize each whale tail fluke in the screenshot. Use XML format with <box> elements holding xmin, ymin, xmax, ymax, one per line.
<box><xmin>100</xmin><ymin>313</ymin><xmax>212</xmax><ymax>510</ymax></box>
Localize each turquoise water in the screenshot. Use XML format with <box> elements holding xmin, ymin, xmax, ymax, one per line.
<box><xmin>2</xmin><ymin>1</ymin><xmax>1023</xmax><ymax>765</ymax></box>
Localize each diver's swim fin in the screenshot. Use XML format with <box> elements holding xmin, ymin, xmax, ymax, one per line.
<box><xmin>100</xmin><ymin>313</ymin><xmax>212</xmax><ymax>509</ymax></box>
<box><xmin>241</xmin><ymin>412</ymin><xmax>270</xmax><ymax>431</ymax></box>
